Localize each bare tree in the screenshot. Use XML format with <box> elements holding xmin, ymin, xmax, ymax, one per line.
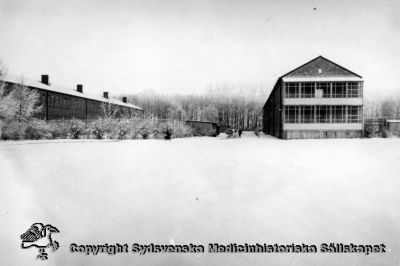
<box><xmin>100</xmin><ymin>100</ymin><xmax>118</xmax><ymax>119</ymax></box>
<box><xmin>0</xmin><ymin>59</ymin><xmax>6</xmax><ymax>137</ymax></box>
<box><xmin>0</xmin><ymin>59</ymin><xmax>7</xmax><ymax>96</ymax></box>
<box><xmin>0</xmin><ymin>77</ymin><xmax>45</xmax><ymax>139</ymax></box>
<box><xmin>381</xmin><ymin>98</ymin><xmax>396</xmax><ymax>119</ymax></box>
<box><xmin>201</xmin><ymin>104</ymin><xmax>218</xmax><ymax>122</ymax></box>
<box><xmin>8</xmin><ymin>78</ymin><xmax>43</xmax><ymax>122</ymax></box>
<box><xmin>127</xmin><ymin>82</ymin><xmax>267</xmax><ymax>130</ymax></box>
<box><xmin>0</xmin><ymin>59</ymin><xmax>7</xmax><ymax>76</ymax></box>
<box><xmin>395</xmin><ymin>96</ymin><xmax>400</xmax><ymax>119</ymax></box>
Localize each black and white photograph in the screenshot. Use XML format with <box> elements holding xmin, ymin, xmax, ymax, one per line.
<box><xmin>1</xmin><ymin>0</ymin><xmax>399</xmax><ymax>265</ymax></box>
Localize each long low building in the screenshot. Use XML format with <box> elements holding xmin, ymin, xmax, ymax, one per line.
<box><xmin>0</xmin><ymin>73</ymin><xmax>143</xmax><ymax>120</ymax></box>
<box><xmin>263</xmin><ymin>56</ymin><xmax>363</xmax><ymax>139</ymax></box>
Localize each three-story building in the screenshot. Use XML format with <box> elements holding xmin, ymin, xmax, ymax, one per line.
<box><xmin>263</xmin><ymin>56</ymin><xmax>363</xmax><ymax>139</ymax></box>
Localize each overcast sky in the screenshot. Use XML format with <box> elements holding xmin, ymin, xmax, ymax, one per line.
<box><xmin>0</xmin><ymin>0</ymin><xmax>399</xmax><ymax>98</ymax></box>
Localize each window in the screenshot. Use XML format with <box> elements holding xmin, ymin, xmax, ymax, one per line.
<box><xmin>285</xmin><ymin>106</ymin><xmax>299</xmax><ymax>123</ymax></box>
<box><xmin>347</xmin><ymin>82</ymin><xmax>360</xmax><ymax>98</ymax></box>
<box><xmin>332</xmin><ymin>106</ymin><xmax>345</xmax><ymax>123</ymax></box>
<box><xmin>332</xmin><ymin>82</ymin><xmax>346</xmax><ymax>98</ymax></box>
<box><xmin>316</xmin><ymin>83</ymin><xmax>330</xmax><ymax>98</ymax></box>
<box><xmin>316</xmin><ymin>106</ymin><xmax>329</xmax><ymax>123</ymax></box>
<box><xmin>300</xmin><ymin>106</ymin><xmax>314</xmax><ymax>123</ymax></box>
<box><xmin>347</xmin><ymin>106</ymin><xmax>361</xmax><ymax>123</ymax></box>
<box><xmin>300</xmin><ymin>83</ymin><xmax>314</xmax><ymax>98</ymax></box>
<box><xmin>285</xmin><ymin>83</ymin><xmax>299</xmax><ymax>98</ymax></box>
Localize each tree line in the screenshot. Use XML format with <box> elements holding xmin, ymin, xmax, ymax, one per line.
<box><xmin>364</xmin><ymin>95</ymin><xmax>400</xmax><ymax>119</ymax></box>
<box><xmin>126</xmin><ymin>82</ymin><xmax>269</xmax><ymax>130</ymax></box>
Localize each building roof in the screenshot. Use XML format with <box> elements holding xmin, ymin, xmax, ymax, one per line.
<box><xmin>387</xmin><ymin>120</ymin><xmax>400</xmax><ymax>123</ymax></box>
<box><xmin>185</xmin><ymin>120</ymin><xmax>217</xmax><ymax>124</ymax></box>
<box><xmin>282</xmin><ymin>56</ymin><xmax>362</xmax><ymax>78</ymax></box>
<box><xmin>282</xmin><ymin>76</ymin><xmax>362</xmax><ymax>82</ymax></box>
<box><xmin>0</xmin><ymin>73</ymin><xmax>143</xmax><ymax>110</ymax></box>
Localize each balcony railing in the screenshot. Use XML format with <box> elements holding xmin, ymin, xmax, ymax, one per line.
<box><xmin>284</xmin><ymin>106</ymin><xmax>362</xmax><ymax>124</ymax></box>
<box><xmin>284</xmin><ymin>82</ymin><xmax>363</xmax><ymax>99</ymax></box>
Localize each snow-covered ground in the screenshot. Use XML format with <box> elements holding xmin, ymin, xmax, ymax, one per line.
<box><xmin>1</xmin><ymin>133</ymin><xmax>399</xmax><ymax>265</ymax></box>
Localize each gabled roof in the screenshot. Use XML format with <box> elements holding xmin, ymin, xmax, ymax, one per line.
<box><xmin>282</xmin><ymin>56</ymin><xmax>362</xmax><ymax>78</ymax></box>
<box><xmin>0</xmin><ymin>73</ymin><xmax>143</xmax><ymax>110</ymax></box>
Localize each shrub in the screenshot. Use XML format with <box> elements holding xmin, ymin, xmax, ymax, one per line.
<box><xmin>153</xmin><ymin>122</ymin><xmax>170</xmax><ymax>139</ymax></box>
<box><xmin>114</xmin><ymin>119</ymin><xmax>131</xmax><ymax>139</ymax></box>
<box><xmin>47</xmin><ymin>120</ymin><xmax>87</xmax><ymax>139</ymax></box>
<box><xmin>1</xmin><ymin>121</ymin><xmax>28</xmax><ymax>140</ymax></box>
<box><xmin>1</xmin><ymin>119</ymin><xmax>52</xmax><ymax>140</ymax></box>
<box><xmin>48</xmin><ymin>120</ymin><xmax>69</xmax><ymax>139</ymax></box>
<box><xmin>382</xmin><ymin>129</ymin><xmax>392</xmax><ymax>138</ymax></box>
<box><xmin>137</xmin><ymin>119</ymin><xmax>156</xmax><ymax>139</ymax></box>
<box><xmin>0</xmin><ymin>117</ymin><xmax>194</xmax><ymax>141</ymax></box>
<box><xmin>67</xmin><ymin>119</ymin><xmax>86</xmax><ymax>139</ymax></box>
<box><xmin>89</xmin><ymin>118</ymin><xmax>114</xmax><ymax>139</ymax></box>
<box><xmin>24</xmin><ymin>119</ymin><xmax>52</xmax><ymax>139</ymax></box>
<box><xmin>170</xmin><ymin>123</ymin><xmax>193</xmax><ymax>138</ymax></box>
<box><xmin>128</xmin><ymin>119</ymin><xmax>142</xmax><ymax>139</ymax></box>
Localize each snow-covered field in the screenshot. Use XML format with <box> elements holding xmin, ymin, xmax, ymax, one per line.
<box><xmin>1</xmin><ymin>133</ymin><xmax>399</xmax><ymax>265</ymax></box>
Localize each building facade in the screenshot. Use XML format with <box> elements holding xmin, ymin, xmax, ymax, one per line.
<box><xmin>0</xmin><ymin>74</ymin><xmax>144</xmax><ymax>120</ymax></box>
<box><xmin>263</xmin><ymin>56</ymin><xmax>363</xmax><ymax>139</ymax></box>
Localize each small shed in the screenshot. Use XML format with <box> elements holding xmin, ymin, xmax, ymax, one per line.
<box><xmin>185</xmin><ymin>120</ymin><xmax>218</xmax><ymax>136</ymax></box>
<box><xmin>364</xmin><ymin>118</ymin><xmax>386</xmax><ymax>137</ymax></box>
<box><xmin>386</xmin><ymin>120</ymin><xmax>400</xmax><ymax>136</ymax></box>
<box><xmin>218</xmin><ymin>124</ymin><xmax>230</xmax><ymax>134</ymax></box>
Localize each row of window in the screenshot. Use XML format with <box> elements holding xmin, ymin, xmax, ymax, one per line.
<box><xmin>35</xmin><ymin>92</ymin><xmax>140</xmax><ymax>119</ymax></box>
<box><xmin>43</xmin><ymin>94</ymin><xmax>86</xmax><ymax>111</ymax></box>
<box><xmin>284</xmin><ymin>105</ymin><xmax>362</xmax><ymax>123</ymax></box>
<box><xmin>40</xmin><ymin>94</ymin><xmax>119</xmax><ymax>114</ymax></box>
<box><xmin>285</xmin><ymin>82</ymin><xmax>362</xmax><ymax>98</ymax></box>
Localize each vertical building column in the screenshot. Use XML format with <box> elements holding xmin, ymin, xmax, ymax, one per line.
<box><xmin>314</xmin><ymin>105</ymin><xmax>317</xmax><ymax>123</ymax></box>
<box><xmin>298</xmin><ymin>106</ymin><xmax>301</xmax><ymax>123</ymax></box>
<box><xmin>85</xmin><ymin>99</ymin><xmax>88</xmax><ymax>120</ymax></box>
<box><xmin>345</xmin><ymin>82</ymin><xmax>348</xmax><ymax>98</ymax></box>
<box><xmin>345</xmin><ymin>106</ymin><xmax>348</xmax><ymax>123</ymax></box>
<box><xmin>46</xmin><ymin>91</ymin><xmax>49</xmax><ymax>120</ymax></box>
<box><xmin>330</xmin><ymin>82</ymin><xmax>333</xmax><ymax>98</ymax></box>
<box><xmin>298</xmin><ymin>83</ymin><xmax>301</xmax><ymax>98</ymax></box>
<box><xmin>314</xmin><ymin>82</ymin><xmax>317</xmax><ymax>98</ymax></box>
<box><xmin>329</xmin><ymin>106</ymin><xmax>332</xmax><ymax>123</ymax></box>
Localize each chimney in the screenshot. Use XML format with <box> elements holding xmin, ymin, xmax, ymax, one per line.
<box><xmin>41</xmin><ymin>75</ymin><xmax>49</xmax><ymax>85</ymax></box>
<box><xmin>122</xmin><ymin>97</ymin><xmax>127</xmax><ymax>103</ymax></box>
<box><xmin>77</xmin><ymin>84</ymin><xmax>83</xmax><ymax>93</ymax></box>
<box><xmin>103</xmin><ymin>92</ymin><xmax>109</xmax><ymax>99</ymax></box>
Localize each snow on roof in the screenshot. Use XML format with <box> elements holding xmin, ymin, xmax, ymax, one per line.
<box><xmin>282</xmin><ymin>77</ymin><xmax>363</xmax><ymax>82</ymax></box>
<box><xmin>0</xmin><ymin>73</ymin><xmax>143</xmax><ymax>110</ymax></box>
<box><xmin>185</xmin><ymin>120</ymin><xmax>217</xmax><ymax>124</ymax></box>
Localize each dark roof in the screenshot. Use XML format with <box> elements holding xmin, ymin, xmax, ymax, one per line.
<box><xmin>185</xmin><ymin>120</ymin><xmax>217</xmax><ymax>125</ymax></box>
<box><xmin>282</xmin><ymin>56</ymin><xmax>362</xmax><ymax>78</ymax></box>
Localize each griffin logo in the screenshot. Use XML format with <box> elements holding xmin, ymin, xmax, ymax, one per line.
<box><xmin>20</xmin><ymin>223</ymin><xmax>60</xmax><ymax>260</ymax></box>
